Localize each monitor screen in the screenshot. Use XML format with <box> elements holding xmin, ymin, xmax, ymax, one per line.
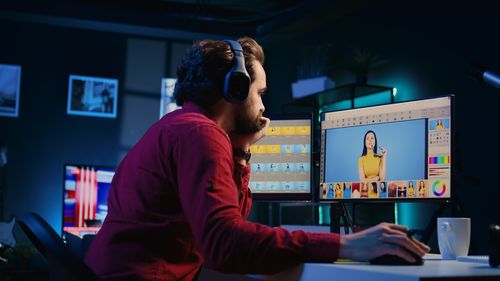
<box><xmin>249</xmin><ymin>115</ymin><xmax>312</xmax><ymax>201</ymax></box>
<box><xmin>63</xmin><ymin>164</ymin><xmax>115</xmax><ymax>237</ymax></box>
<box><xmin>320</xmin><ymin>96</ymin><xmax>453</xmax><ymax>201</ymax></box>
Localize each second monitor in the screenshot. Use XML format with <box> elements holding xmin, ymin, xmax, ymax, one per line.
<box><xmin>249</xmin><ymin>115</ymin><xmax>312</xmax><ymax>201</ymax></box>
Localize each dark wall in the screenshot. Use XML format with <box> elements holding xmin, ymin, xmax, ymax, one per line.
<box><xmin>0</xmin><ymin>19</ymin><xmax>191</xmax><ymax>232</ymax></box>
<box><xmin>0</xmin><ymin>21</ymin><xmax>121</xmax><ymax>231</ymax></box>
<box><xmin>261</xmin><ymin>0</ymin><xmax>500</xmax><ymax>253</ymax></box>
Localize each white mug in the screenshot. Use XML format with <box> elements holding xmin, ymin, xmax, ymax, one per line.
<box><xmin>437</xmin><ymin>217</ymin><xmax>471</xmax><ymax>260</ymax></box>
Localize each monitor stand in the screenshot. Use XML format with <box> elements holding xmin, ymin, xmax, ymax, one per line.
<box><xmin>329</xmin><ymin>202</ymin><xmax>353</xmax><ymax>234</ymax></box>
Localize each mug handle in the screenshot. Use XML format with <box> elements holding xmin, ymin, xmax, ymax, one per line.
<box><xmin>440</xmin><ymin>222</ymin><xmax>454</xmax><ymax>256</ymax></box>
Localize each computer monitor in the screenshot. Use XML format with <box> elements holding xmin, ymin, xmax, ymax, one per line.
<box><xmin>63</xmin><ymin>164</ymin><xmax>115</xmax><ymax>237</ymax></box>
<box><xmin>249</xmin><ymin>115</ymin><xmax>312</xmax><ymax>201</ymax></box>
<box><xmin>320</xmin><ymin>96</ymin><xmax>453</xmax><ymax>201</ymax></box>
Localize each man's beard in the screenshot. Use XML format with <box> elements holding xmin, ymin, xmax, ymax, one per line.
<box><xmin>234</xmin><ymin>110</ymin><xmax>264</xmax><ymax>134</ymax></box>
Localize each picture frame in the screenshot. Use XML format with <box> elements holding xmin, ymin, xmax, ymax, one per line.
<box><xmin>67</xmin><ymin>75</ymin><xmax>119</xmax><ymax>118</ymax></box>
<box><xmin>159</xmin><ymin>78</ymin><xmax>179</xmax><ymax>119</ymax></box>
<box><xmin>0</xmin><ymin>64</ymin><xmax>22</xmax><ymax>117</ymax></box>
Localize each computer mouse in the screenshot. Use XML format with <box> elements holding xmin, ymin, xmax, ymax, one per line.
<box><xmin>369</xmin><ymin>253</ymin><xmax>424</xmax><ymax>265</ymax></box>
<box><xmin>370</xmin><ymin>228</ymin><xmax>424</xmax><ymax>265</ymax></box>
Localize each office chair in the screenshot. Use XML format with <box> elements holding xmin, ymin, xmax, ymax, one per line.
<box><xmin>17</xmin><ymin>212</ymin><xmax>101</xmax><ymax>281</ymax></box>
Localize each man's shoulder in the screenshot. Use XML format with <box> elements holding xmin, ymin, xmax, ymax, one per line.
<box><xmin>166</xmin><ymin>108</ymin><xmax>212</xmax><ymax>124</ymax></box>
<box><xmin>156</xmin><ymin>109</ymin><xmax>232</xmax><ymax>157</ymax></box>
<box><xmin>159</xmin><ymin>109</ymin><xmax>226</xmax><ymax>139</ymax></box>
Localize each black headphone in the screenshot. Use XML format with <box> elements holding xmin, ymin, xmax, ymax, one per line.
<box><xmin>223</xmin><ymin>40</ymin><xmax>251</xmax><ymax>104</ymax></box>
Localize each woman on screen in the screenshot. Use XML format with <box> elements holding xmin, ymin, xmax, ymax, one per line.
<box><xmin>436</xmin><ymin>119</ymin><xmax>444</xmax><ymax>130</ymax></box>
<box><xmin>368</xmin><ymin>182</ymin><xmax>379</xmax><ymax>198</ymax></box>
<box><xmin>358</xmin><ymin>130</ymin><xmax>387</xmax><ymax>182</ymax></box>
<box><xmin>327</xmin><ymin>184</ymin><xmax>334</xmax><ymax>198</ymax></box>
<box><xmin>379</xmin><ymin>181</ymin><xmax>387</xmax><ymax>197</ymax></box>
<box><xmin>343</xmin><ymin>182</ymin><xmax>352</xmax><ymax>198</ymax></box>
<box><xmin>397</xmin><ymin>182</ymin><xmax>407</xmax><ymax>198</ymax></box>
<box><xmin>418</xmin><ymin>180</ymin><xmax>426</xmax><ymax>197</ymax></box>
<box><xmin>408</xmin><ymin>181</ymin><xmax>415</xmax><ymax>198</ymax></box>
<box><xmin>351</xmin><ymin>183</ymin><xmax>361</xmax><ymax>198</ymax></box>
<box><xmin>334</xmin><ymin>183</ymin><xmax>343</xmax><ymax>198</ymax></box>
<box><xmin>360</xmin><ymin>182</ymin><xmax>369</xmax><ymax>198</ymax></box>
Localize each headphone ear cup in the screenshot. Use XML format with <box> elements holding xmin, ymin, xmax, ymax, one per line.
<box><xmin>223</xmin><ymin>40</ymin><xmax>251</xmax><ymax>104</ymax></box>
<box><xmin>224</xmin><ymin>71</ymin><xmax>250</xmax><ymax>104</ymax></box>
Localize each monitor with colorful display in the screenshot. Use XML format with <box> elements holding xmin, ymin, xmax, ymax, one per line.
<box><xmin>319</xmin><ymin>96</ymin><xmax>453</xmax><ymax>201</ymax></box>
<box><xmin>63</xmin><ymin>164</ymin><xmax>115</xmax><ymax>237</ymax></box>
<box><xmin>249</xmin><ymin>115</ymin><xmax>312</xmax><ymax>201</ymax></box>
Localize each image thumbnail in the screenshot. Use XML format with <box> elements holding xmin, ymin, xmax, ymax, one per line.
<box><xmin>351</xmin><ymin>182</ymin><xmax>361</xmax><ymax>198</ymax></box>
<box><xmin>334</xmin><ymin>183</ymin><xmax>343</xmax><ymax>198</ymax></box>
<box><xmin>417</xmin><ymin>180</ymin><xmax>427</xmax><ymax>198</ymax></box>
<box><xmin>343</xmin><ymin>182</ymin><xmax>352</xmax><ymax>198</ymax></box>
<box><xmin>368</xmin><ymin>182</ymin><xmax>379</xmax><ymax>198</ymax></box>
<box><xmin>360</xmin><ymin>182</ymin><xmax>369</xmax><ymax>198</ymax></box>
<box><xmin>388</xmin><ymin>181</ymin><xmax>397</xmax><ymax>198</ymax></box>
<box><xmin>408</xmin><ymin>180</ymin><xmax>416</xmax><ymax>198</ymax></box>
<box><xmin>429</xmin><ymin>118</ymin><xmax>449</xmax><ymax>130</ymax></box>
<box><xmin>327</xmin><ymin>183</ymin><xmax>334</xmax><ymax>198</ymax></box>
<box><xmin>397</xmin><ymin>181</ymin><xmax>407</xmax><ymax>198</ymax></box>
<box><xmin>378</xmin><ymin>181</ymin><xmax>387</xmax><ymax>198</ymax></box>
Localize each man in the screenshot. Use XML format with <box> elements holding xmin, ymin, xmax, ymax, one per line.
<box><xmin>85</xmin><ymin>37</ymin><xmax>429</xmax><ymax>281</ymax></box>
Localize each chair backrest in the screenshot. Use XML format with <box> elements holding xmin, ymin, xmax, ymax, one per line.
<box><xmin>17</xmin><ymin>212</ymin><xmax>101</xmax><ymax>281</ymax></box>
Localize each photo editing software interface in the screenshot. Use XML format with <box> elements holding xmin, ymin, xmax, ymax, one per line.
<box><xmin>320</xmin><ymin>96</ymin><xmax>452</xmax><ymax>201</ymax></box>
<box><xmin>249</xmin><ymin>118</ymin><xmax>311</xmax><ymax>199</ymax></box>
<box><xmin>63</xmin><ymin>165</ymin><xmax>115</xmax><ymax>237</ymax></box>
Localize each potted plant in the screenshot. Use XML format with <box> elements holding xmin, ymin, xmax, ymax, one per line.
<box><xmin>344</xmin><ymin>49</ymin><xmax>389</xmax><ymax>85</ymax></box>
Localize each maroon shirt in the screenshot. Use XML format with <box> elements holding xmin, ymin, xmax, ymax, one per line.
<box><xmin>85</xmin><ymin>103</ymin><xmax>340</xmax><ymax>281</ymax></box>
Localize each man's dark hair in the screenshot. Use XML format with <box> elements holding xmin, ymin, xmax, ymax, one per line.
<box><xmin>174</xmin><ymin>37</ymin><xmax>264</xmax><ymax>107</ymax></box>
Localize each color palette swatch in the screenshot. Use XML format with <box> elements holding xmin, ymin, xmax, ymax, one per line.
<box><xmin>429</xmin><ymin>167</ymin><xmax>450</xmax><ymax>177</ymax></box>
<box><xmin>428</xmin><ymin>155</ymin><xmax>450</xmax><ymax>164</ymax></box>
<box><xmin>432</xmin><ymin>179</ymin><xmax>447</xmax><ymax>196</ymax></box>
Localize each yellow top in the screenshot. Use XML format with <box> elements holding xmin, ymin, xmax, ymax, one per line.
<box><xmin>368</xmin><ymin>184</ymin><xmax>378</xmax><ymax>198</ymax></box>
<box><xmin>335</xmin><ymin>189</ymin><xmax>343</xmax><ymax>198</ymax></box>
<box><xmin>408</xmin><ymin>186</ymin><xmax>415</xmax><ymax>197</ymax></box>
<box><xmin>359</xmin><ymin>151</ymin><xmax>381</xmax><ymax>179</ymax></box>
<box><xmin>418</xmin><ymin>188</ymin><xmax>426</xmax><ymax>197</ymax></box>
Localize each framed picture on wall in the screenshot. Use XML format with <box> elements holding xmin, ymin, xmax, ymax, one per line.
<box><xmin>67</xmin><ymin>75</ymin><xmax>119</xmax><ymax>118</ymax></box>
<box><xmin>0</xmin><ymin>64</ymin><xmax>22</xmax><ymax>117</ymax></box>
<box><xmin>159</xmin><ymin>78</ymin><xmax>179</xmax><ymax>119</ymax></box>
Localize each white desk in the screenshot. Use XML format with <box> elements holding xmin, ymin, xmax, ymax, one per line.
<box><xmin>199</xmin><ymin>255</ymin><xmax>500</xmax><ymax>281</ymax></box>
<box><xmin>256</xmin><ymin>257</ymin><xmax>500</xmax><ymax>281</ymax></box>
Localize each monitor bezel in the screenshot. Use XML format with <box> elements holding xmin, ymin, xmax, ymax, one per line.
<box><xmin>250</xmin><ymin>113</ymin><xmax>314</xmax><ymax>202</ymax></box>
<box><xmin>62</xmin><ymin>163</ymin><xmax>116</xmax><ymax>237</ymax></box>
<box><xmin>318</xmin><ymin>95</ymin><xmax>455</xmax><ymax>203</ymax></box>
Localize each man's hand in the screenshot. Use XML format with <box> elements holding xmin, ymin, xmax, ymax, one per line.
<box><xmin>230</xmin><ymin>117</ymin><xmax>270</xmax><ymax>151</ymax></box>
<box><xmin>339</xmin><ymin>223</ymin><xmax>430</xmax><ymax>262</ymax></box>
